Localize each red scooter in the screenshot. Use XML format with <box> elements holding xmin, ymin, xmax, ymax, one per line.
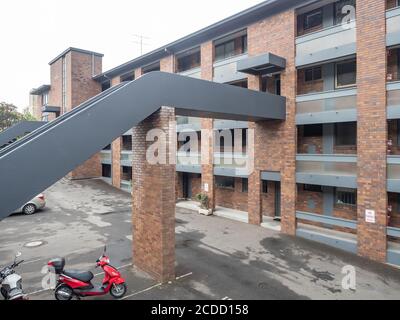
<box><xmin>48</xmin><ymin>246</ymin><xmax>127</xmax><ymax>300</ymax></box>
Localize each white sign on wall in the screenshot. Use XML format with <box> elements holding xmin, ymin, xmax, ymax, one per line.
<box><xmin>365</xmin><ymin>210</ymin><xmax>376</xmax><ymax>224</ymax></box>
<box><xmin>204</xmin><ymin>183</ymin><xmax>209</xmax><ymax>193</ymax></box>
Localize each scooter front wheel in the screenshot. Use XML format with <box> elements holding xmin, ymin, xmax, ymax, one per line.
<box><xmin>55</xmin><ymin>285</ymin><xmax>73</xmax><ymax>301</ymax></box>
<box><xmin>110</xmin><ymin>283</ymin><xmax>127</xmax><ymax>299</ymax></box>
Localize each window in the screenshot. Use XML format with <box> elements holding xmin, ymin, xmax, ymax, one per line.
<box><xmin>305</xmin><ymin>66</ymin><xmax>322</xmax><ymax>82</ymax></box>
<box><xmin>336</xmin><ymin>60</ymin><xmax>357</xmax><ymax>88</ymax></box>
<box><xmin>103</xmin><ymin>144</ymin><xmax>111</xmax><ymax>150</ymax></box>
<box><xmin>214</xmin><ymin>33</ymin><xmax>247</xmax><ymax>62</ymax></box>
<box><xmin>177</xmin><ymin>49</ymin><xmax>201</xmax><ymax>73</ymax></box>
<box><xmin>120</xmin><ymin>72</ymin><xmax>134</xmax><ymax>82</ymax></box>
<box><xmin>102</xmin><ymin>81</ymin><xmax>111</xmax><ymax>92</ymax></box>
<box><xmin>121</xmin><ymin>166</ymin><xmax>132</xmax><ymax>181</ymax></box>
<box><xmin>215</xmin><ymin>176</ymin><xmax>235</xmax><ymax>189</ymax></box>
<box><xmin>336</xmin><ymin>188</ymin><xmax>356</xmax><ymax>206</ymax></box>
<box><xmin>262</xmin><ymin>181</ymin><xmax>268</xmax><ymax>194</ymax></box>
<box><xmin>334</xmin><ymin>0</ymin><xmax>356</xmax><ymax>26</ymax></box>
<box><xmin>142</xmin><ymin>62</ymin><xmax>160</xmax><ymax>74</ymax></box>
<box><xmin>261</xmin><ymin>75</ymin><xmax>281</xmax><ymax>95</ymax></box>
<box><xmin>242</xmin><ymin>179</ymin><xmax>248</xmax><ymax>193</ymax></box>
<box><xmin>229</xmin><ymin>79</ymin><xmax>248</xmax><ymax>88</ymax></box>
<box><xmin>122</xmin><ymin>135</ymin><xmax>132</xmax><ymax>151</ymax></box>
<box><xmin>335</xmin><ymin>122</ymin><xmax>356</xmax><ymax>146</ymax></box>
<box><xmin>303</xmin><ymin>124</ymin><xmax>323</xmax><ymax>137</ymax></box>
<box><xmin>304</xmin><ymin>184</ymin><xmax>322</xmax><ymax>192</ymax></box>
<box><xmin>303</xmin><ymin>8</ymin><xmax>323</xmax><ymax>31</ymax></box>
<box><xmin>102</xmin><ymin>164</ymin><xmax>111</xmax><ymax>178</ymax></box>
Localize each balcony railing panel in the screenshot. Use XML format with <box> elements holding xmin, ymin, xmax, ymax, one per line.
<box><xmin>296</xmin><ymin>23</ymin><xmax>356</xmax><ymax>66</ymax></box>
<box><xmin>213</xmin><ymin>54</ymin><xmax>248</xmax><ymax>83</ymax></box>
<box><xmin>387</xmin><ymin>7</ymin><xmax>400</xmax><ymax>46</ymax></box>
<box><xmin>120</xmin><ymin>151</ymin><xmax>133</xmax><ymax>167</ymax></box>
<box><xmin>100</xmin><ymin>150</ymin><xmax>111</xmax><ymax>164</ymax></box>
<box><xmin>296</xmin><ymin>89</ymin><xmax>357</xmax><ymax>124</ymax></box>
<box><xmin>296</xmin><ymin>154</ymin><xmax>357</xmax><ymax>188</ymax></box>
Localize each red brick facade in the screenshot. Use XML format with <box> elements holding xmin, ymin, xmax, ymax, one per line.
<box><xmin>356</xmin><ymin>0</ymin><xmax>388</xmax><ymax>262</ymax></box>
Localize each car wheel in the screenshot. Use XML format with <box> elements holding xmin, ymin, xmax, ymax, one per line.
<box><xmin>22</xmin><ymin>204</ymin><xmax>36</xmax><ymax>215</ymax></box>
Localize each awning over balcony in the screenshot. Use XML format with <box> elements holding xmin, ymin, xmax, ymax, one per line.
<box><xmin>30</xmin><ymin>85</ymin><xmax>51</xmax><ymax>95</ymax></box>
<box><xmin>42</xmin><ymin>105</ymin><xmax>61</xmax><ymax>114</ymax></box>
<box><xmin>236</xmin><ymin>53</ymin><xmax>286</xmax><ymax>76</ymax></box>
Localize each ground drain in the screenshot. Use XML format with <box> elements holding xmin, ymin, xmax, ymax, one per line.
<box><xmin>24</xmin><ymin>240</ymin><xmax>45</xmax><ymax>248</ymax></box>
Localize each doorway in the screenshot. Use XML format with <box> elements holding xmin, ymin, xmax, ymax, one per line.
<box><xmin>182</xmin><ymin>173</ymin><xmax>192</xmax><ymax>199</ymax></box>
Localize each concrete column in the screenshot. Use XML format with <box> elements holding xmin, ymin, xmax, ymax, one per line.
<box><xmin>356</xmin><ymin>0</ymin><xmax>388</xmax><ymax>262</ymax></box>
<box><xmin>132</xmin><ymin>107</ymin><xmax>176</xmax><ymax>282</ymax></box>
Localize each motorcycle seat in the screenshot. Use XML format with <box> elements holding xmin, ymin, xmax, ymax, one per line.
<box><xmin>63</xmin><ymin>270</ymin><xmax>94</xmax><ymax>283</ymax></box>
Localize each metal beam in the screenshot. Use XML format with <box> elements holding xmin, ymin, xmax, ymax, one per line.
<box><xmin>0</xmin><ymin>72</ymin><xmax>285</xmax><ymax>219</ymax></box>
<box><xmin>0</xmin><ymin>121</ymin><xmax>46</xmax><ymax>148</ymax></box>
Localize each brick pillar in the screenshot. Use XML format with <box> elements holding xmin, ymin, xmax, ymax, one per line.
<box><xmin>356</xmin><ymin>0</ymin><xmax>387</xmax><ymax>262</ymax></box>
<box><xmin>248</xmin><ymin>75</ymin><xmax>262</xmax><ymax>225</ymax></box>
<box><xmin>135</xmin><ymin>68</ymin><xmax>142</xmax><ymax>79</ymax></box>
<box><xmin>112</xmin><ymin>138</ymin><xmax>121</xmax><ymax>189</ymax></box>
<box><xmin>279</xmin><ymin>11</ymin><xmax>297</xmax><ymax>236</ymax></box>
<box><xmin>201</xmin><ymin>118</ymin><xmax>215</xmax><ymax>210</ymax></box>
<box><xmin>161</xmin><ymin>55</ymin><xmax>175</xmax><ymax>73</ymax></box>
<box><xmin>200</xmin><ymin>41</ymin><xmax>215</xmax><ymax>210</ymax></box>
<box><xmin>132</xmin><ymin>107</ymin><xmax>176</xmax><ymax>283</ymax></box>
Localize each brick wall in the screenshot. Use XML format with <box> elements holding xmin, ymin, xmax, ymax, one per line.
<box><xmin>112</xmin><ymin>138</ymin><xmax>121</xmax><ymax>188</ymax></box>
<box><xmin>261</xmin><ymin>181</ymin><xmax>276</xmax><ymax>217</ymax></box>
<box><xmin>356</xmin><ymin>0</ymin><xmax>388</xmax><ymax>262</ymax></box>
<box><xmin>387</xmin><ymin>0</ymin><xmax>398</xmax><ymax>9</ymax></box>
<box><xmin>247</xmin><ymin>9</ymin><xmax>297</xmax><ymax>233</ymax></box>
<box><xmin>215</xmin><ymin>178</ymin><xmax>248</xmax><ymax>212</ymax></box>
<box><xmin>132</xmin><ymin>107</ymin><xmax>176</xmax><ymax>283</ymax></box>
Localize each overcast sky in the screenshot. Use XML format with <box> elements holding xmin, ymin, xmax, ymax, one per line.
<box><xmin>0</xmin><ymin>0</ymin><xmax>263</xmax><ymax>110</ymax></box>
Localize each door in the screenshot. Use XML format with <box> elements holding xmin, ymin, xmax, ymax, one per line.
<box><xmin>182</xmin><ymin>173</ymin><xmax>191</xmax><ymax>199</ymax></box>
<box><xmin>275</xmin><ymin>181</ymin><xmax>281</xmax><ymax>219</ymax></box>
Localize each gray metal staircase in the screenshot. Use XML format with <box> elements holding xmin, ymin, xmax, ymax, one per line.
<box><xmin>0</xmin><ymin>71</ymin><xmax>285</xmax><ymax>219</ymax></box>
<box><xmin>0</xmin><ymin>121</ymin><xmax>46</xmax><ymax>149</ymax></box>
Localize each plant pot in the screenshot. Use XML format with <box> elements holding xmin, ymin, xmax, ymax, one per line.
<box><xmin>199</xmin><ymin>208</ymin><xmax>213</xmax><ymax>216</ymax></box>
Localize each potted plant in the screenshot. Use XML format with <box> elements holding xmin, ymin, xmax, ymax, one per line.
<box><xmin>195</xmin><ymin>193</ymin><xmax>213</xmax><ymax>216</ymax></box>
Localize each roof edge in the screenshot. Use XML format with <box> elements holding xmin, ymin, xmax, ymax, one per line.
<box><xmin>49</xmin><ymin>47</ymin><xmax>104</xmax><ymax>65</ymax></box>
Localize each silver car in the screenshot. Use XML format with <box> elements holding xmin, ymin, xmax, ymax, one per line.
<box><xmin>17</xmin><ymin>194</ymin><xmax>46</xmax><ymax>215</ymax></box>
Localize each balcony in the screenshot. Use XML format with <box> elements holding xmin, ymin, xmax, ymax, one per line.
<box><xmin>387</xmin><ymin>7</ymin><xmax>400</xmax><ymax>46</ymax></box>
<box><xmin>176</xmin><ymin>116</ymin><xmax>201</xmax><ymax>132</ymax></box>
<box><xmin>296</xmin><ymin>23</ymin><xmax>356</xmax><ymax>67</ymax></box>
<box><xmin>100</xmin><ymin>150</ymin><xmax>111</xmax><ymax>165</ymax></box>
<box><xmin>296</xmin><ymin>154</ymin><xmax>357</xmax><ymax>188</ymax></box>
<box><xmin>213</xmin><ymin>54</ymin><xmax>248</xmax><ymax>83</ymax></box>
<box><xmin>214</xmin><ymin>152</ymin><xmax>249</xmax><ymax>178</ymax></box>
<box><xmin>296</xmin><ymin>211</ymin><xmax>358</xmax><ymax>254</ymax></box>
<box><xmin>387</xmin><ymin>156</ymin><xmax>400</xmax><ymax>192</ymax></box>
<box><xmin>176</xmin><ymin>152</ymin><xmax>201</xmax><ymax>174</ymax></box>
<box><xmin>387</xmin><ymin>227</ymin><xmax>400</xmax><ymax>266</ymax></box>
<box><xmin>120</xmin><ymin>151</ymin><xmax>133</xmax><ymax>167</ymax></box>
<box><xmin>179</xmin><ymin>67</ymin><xmax>201</xmax><ymax>79</ymax></box>
<box><xmin>296</xmin><ymin>88</ymin><xmax>357</xmax><ymax>125</ymax></box>
<box><xmin>387</xmin><ymin>82</ymin><xmax>400</xmax><ymax>119</ymax></box>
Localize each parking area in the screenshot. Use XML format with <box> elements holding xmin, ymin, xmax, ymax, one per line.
<box><xmin>1</xmin><ymin>178</ymin><xmax>400</xmax><ymax>300</ymax></box>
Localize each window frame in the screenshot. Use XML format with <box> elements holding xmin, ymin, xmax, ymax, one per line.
<box><xmin>335</xmin><ymin>187</ymin><xmax>357</xmax><ymax>206</ymax></box>
<box><xmin>335</xmin><ymin>59</ymin><xmax>357</xmax><ymax>89</ymax></box>
<box><xmin>334</xmin><ymin>122</ymin><xmax>357</xmax><ymax>146</ymax></box>
<box><xmin>215</xmin><ymin>176</ymin><xmax>235</xmax><ymax>190</ymax></box>
<box><xmin>303</xmin><ymin>8</ymin><xmax>323</xmax><ymax>31</ymax></box>
<box><xmin>176</xmin><ymin>48</ymin><xmax>201</xmax><ymax>73</ymax></box>
<box><xmin>242</xmin><ymin>178</ymin><xmax>248</xmax><ymax>193</ymax></box>
<box><xmin>304</xmin><ymin>66</ymin><xmax>322</xmax><ymax>82</ymax></box>
<box><xmin>262</xmin><ymin>181</ymin><xmax>268</xmax><ymax>194</ymax></box>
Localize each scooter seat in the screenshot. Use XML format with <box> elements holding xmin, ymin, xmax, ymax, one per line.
<box><xmin>63</xmin><ymin>270</ymin><xmax>94</xmax><ymax>283</ymax></box>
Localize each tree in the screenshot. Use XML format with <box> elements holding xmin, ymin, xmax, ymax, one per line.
<box><xmin>0</xmin><ymin>102</ymin><xmax>37</xmax><ymax>132</ymax></box>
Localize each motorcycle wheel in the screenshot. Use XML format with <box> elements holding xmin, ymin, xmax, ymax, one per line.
<box><xmin>55</xmin><ymin>285</ymin><xmax>73</xmax><ymax>301</ymax></box>
<box><xmin>1</xmin><ymin>288</ymin><xmax>8</xmax><ymax>300</ymax></box>
<box><xmin>110</xmin><ymin>283</ymin><xmax>127</xmax><ymax>299</ymax></box>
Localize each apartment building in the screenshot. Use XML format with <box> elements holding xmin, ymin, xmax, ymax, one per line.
<box><xmin>29</xmin><ymin>0</ymin><xmax>400</xmax><ymax>267</ymax></box>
